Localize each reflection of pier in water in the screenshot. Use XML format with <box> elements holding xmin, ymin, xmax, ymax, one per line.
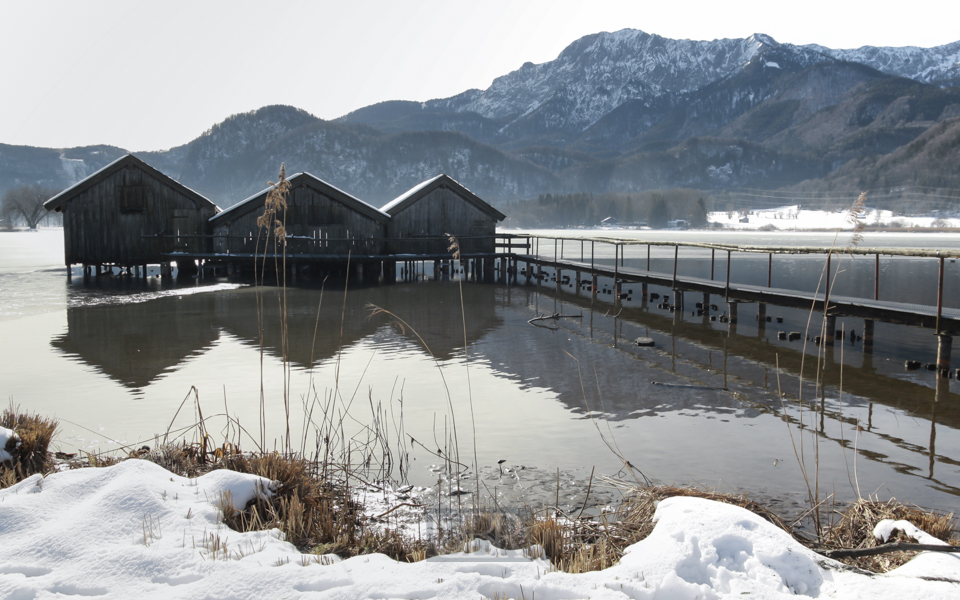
<box><xmin>505</xmin><ymin>285</ymin><xmax>960</xmax><ymax>495</ymax></box>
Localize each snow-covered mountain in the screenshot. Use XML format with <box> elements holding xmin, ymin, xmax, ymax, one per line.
<box><xmin>6</xmin><ymin>29</ymin><xmax>960</xmax><ymax>204</ymax></box>
<box><xmin>806</xmin><ymin>40</ymin><xmax>960</xmax><ymax>87</ymax></box>
<box><xmin>424</xmin><ymin>31</ymin><xmax>832</xmax><ymax>137</ymax></box>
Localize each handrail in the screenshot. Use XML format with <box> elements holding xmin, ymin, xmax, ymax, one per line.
<box><xmin>507</xmin><ymin>232</ymin><xmax>960</xmax><ymax>259</ymax></box>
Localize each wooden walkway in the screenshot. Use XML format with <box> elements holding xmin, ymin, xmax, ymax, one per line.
<box><xmin>517</xmin><ymin>255</ymin><xmax>960</xmax><ymax>335</ymax></box>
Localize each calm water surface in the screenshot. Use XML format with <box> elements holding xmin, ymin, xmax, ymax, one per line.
<box><xmin>2</xmin><ymin>228</ymin><xmax>960</xmax><ymax>519</ymax></box>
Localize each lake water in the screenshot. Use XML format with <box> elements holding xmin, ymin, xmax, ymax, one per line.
<box><xmin>2</xmin><ymin>228</ymin><xmax>960</xmax><ymax>521</ymax></box>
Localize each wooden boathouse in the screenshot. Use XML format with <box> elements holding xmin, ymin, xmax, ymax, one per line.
<box><xmin>43</xmin><ymin>157</ymin><xmax>512</xmax><ymax>283</ymax></box>
<box><xmin>43</xmin><ymin>154</ymin><xmax>219</xmax><ymax>277</ymax></box>
<box><xmin>383</xmin><ymin>174</ymin><xmax>506</xmax><ymax>255</ymax></box>
<box><xmin>208</xmin><ymin>172</ymin><xmax>390</xmax><ymax>280</ymax></box>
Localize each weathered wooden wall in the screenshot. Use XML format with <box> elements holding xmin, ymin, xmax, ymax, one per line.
<box><xmin>212</xmin><ymin>183</ymin><xmax>387</xmax><ymax>256</ymax></box>
<box><xmin>61</xmin><ymin>164</ymin><xmax>216</xmax><ymax>266</ymax></box>
<box><xmin>386</xmin><ymin>187</ymin><xmax>497</xmax><ymax>255</ymax></box>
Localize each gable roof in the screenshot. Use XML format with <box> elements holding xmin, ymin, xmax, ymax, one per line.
<box><xmin>43</xmin><ymin>154</ymin><xmax>218</xmax><ymax>212</ymax></box>
<box><xmin>210</xmin><ymin>172</ymin><xmax>390</xmax><ymax>225</ymax></box>
<box><xmin>382</xmin><ymin>174</ymin><xmax>506</xmax><ymax>221</ymax></box>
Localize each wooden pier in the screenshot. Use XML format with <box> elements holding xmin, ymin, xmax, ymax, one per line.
<box><xmin>506</xmin><ymin>234</ymin><xmax>960</xmax><ymax>378</ymax></box>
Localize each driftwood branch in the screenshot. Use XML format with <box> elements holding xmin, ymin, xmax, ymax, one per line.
<box><xmin>528</xmin><ymin>312</ymin><xmax>583</xmax><ymax>325</ymax></box>
<box><xmin>820</xmin><ymin>542</ymin><xmax>960</xmax><ymax>559</ymax></box>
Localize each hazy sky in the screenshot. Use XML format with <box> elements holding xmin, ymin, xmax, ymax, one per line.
<box><xmin>2</xmin><ymin>0</ymin><xmax>958</xmax><ymax>152</ymax></box>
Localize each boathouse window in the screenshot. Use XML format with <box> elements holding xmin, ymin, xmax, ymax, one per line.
<box><xmin>119</xmin><ymin>185</ymin><xmax>146</xmax><ymax>213</ymax></box>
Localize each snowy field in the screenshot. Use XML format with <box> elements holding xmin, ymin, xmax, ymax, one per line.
<box><xmin>2</xmin><ymin>458</ymin><xmax>959</xmax><ymax>599</ymax></box>
<box><xmin>708</xmin><ymin>205</ymin><xmax>958</xmax><ymax>230</ymax></box>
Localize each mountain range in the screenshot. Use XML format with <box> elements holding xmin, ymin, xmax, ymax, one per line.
<box><xmin>3</xmin><ymin>29</ymin><xmax>960</xmax><ymax>208</ymax></box>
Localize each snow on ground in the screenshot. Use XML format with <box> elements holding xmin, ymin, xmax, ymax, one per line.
<box><xmin>2</xmin><ymin>461</ymin><xmax>959</xmax><ymax>599</ymax></box>
<box><xmin>0</xmin><ymin>427</ymin><xmax>17</xmax><ymax>463</ymax></box>
<box><xmin>709</xmin><ymin>205</ymin><xmax>958</xmax><ymax>230</ymax></box>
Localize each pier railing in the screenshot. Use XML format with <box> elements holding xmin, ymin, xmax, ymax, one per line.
<box><xmin>502</xmin><ymin>232</ymin><xmax>959</xmax><ymax>339</ymax></box>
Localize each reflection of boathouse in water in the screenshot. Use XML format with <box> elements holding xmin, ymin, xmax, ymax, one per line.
<box><xmin>44</xmin><ymin>155</ymin><xmax>507</xmax><ymax>281</ymax></box>
<box><xmin>52</xmin><ymin>284</ymin><xmax>501</xmax><ymax>390</ymax></box>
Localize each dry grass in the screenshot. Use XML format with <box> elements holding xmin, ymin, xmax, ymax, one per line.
<box><xmin>140</xmin><ymin>440</ymin><xmax>433</xmax><ymax>561</ymax></box>
<box><xmin>818</xmin><ymin>497</ymin><xmax>959</xmax><ymax>572</ymax></box>
<box><xmin>1</xmin><ymin>405</ymin><xmax>57</xmax><ymax>487</ymax></box>
<box><xmin>5</xmin><ymin>402</ymin><xmax>955</xmax><ymax>574</ymax></box>
<box><xmin>526</xmin><ymin>484</ymin><xmax>805</xmax><ymax>574</ymax></box>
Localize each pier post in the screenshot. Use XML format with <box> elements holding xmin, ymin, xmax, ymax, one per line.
<box><xmin>95</xmin><ymin>264</ymin><xmax>102</xmax><ymax>277</ymax></box>
<box><xmin>672</xmin><ymin>245</ymin><xmax>678</xmax><ymax>289</ymax></box>
<box><xmin>937</xmin><ymin>335</ymin><xmax>952</xmax><ymax>378</ymax></box>
<box><xmin>499</xmin><ymin>258</ymin><xmax>506</xmax><ymax>283</ymax></box>
<box><xmin>66</xmin><ymin>266</ymin><xmax>72</xmax><ymax>281</ymax></box>
<box><xmin>592</xmin><ymin>274</ymin><xmax>598</xmax><ymax>300</ymax></box>
<box><xmin>614</xmin><ymin>244</ymin><xmax>619</xmax><ymax>297</ymax></box>
<box><xmin>725</xmin><ymin>250</ymin><xmax>731</xmax><ymax>299</ymax></box>
<box><xmin>483</xmin><ymin>258</ymin><xmax>494</xmax><ymax>283</ymax></box>
<box><xmin>758</xmin><ymin>303</ymin><xmax>766</xmax><ymax>336</ymax></box>
<box><xmin>936</xmin><ymin>256</ymin><xmax>945</xmax><ymax>335</ymax></box>
<box><xmin>642</xmin><ymin>282</ymin><xmax>648</xmax><ymax>300</ymax></box>
<box><xmin>702</xmin><ymin>293</ymin><xmax>710</xmax><ymax>314</ymax></box>
<box><xmin>537</xmin><ymin>264</ymin><xmax>542</xmax><ymax>287</ymax></box>
<box><xmin>556</xmin><ymin>267</ymin><xmax>562</xmax><ymax>293</ymax></box>
<box><xmin>434</xmin><ymin>260</ymin><xmax>440</xmax><ymax>281</ymax></box>
<box><xmin>875</xmin><ymin>253</ymin><xmax>880</xmax><ymax>300</ymax></box>
<box><xmin>825</xmin><ymin>315</ymin><xmax>836</xmax><ymax>346</ymax></box>
<box><xmin>575</xmin><ymin>271</ymin><xmax>581</xmax><ymax>297</ymax></box>
<box><xmin>386</xmin><ymin>260</ymin><xmax>397</xmax><ymax>283</ymax></box>
<box><xmin>160</xmin><ymin>263</ymin><xmax>171</xmax><ymax>279</ymax></box>
<box><xmin>525</xmin><ymin>261</ymin><xmax>531</xmax><ymax>285</ymax></box>
<box><xmin>727</xmin><ymin>301</ymin><xmax>738</xmax><ymax>324</ymax></box>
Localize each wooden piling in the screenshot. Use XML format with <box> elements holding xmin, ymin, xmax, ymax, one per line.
<box><xmin>937</xmin><ymin>335</ymin><xmax>952</xmax><ymax>378</ymax></box>
<box><xmin>614</xmin><ymin>244</ymin><xmax>620</xmax><ymax>298</ymax></box>
<box><xmin>936</xmin><ymin>256</ymin><xmax>945</xmax><ymax>334</ymax></box>
<box><xmin>863</xmin><ymin>319</ymin><xmax>874</xmax><ymax>354</ymax></box>
<box><xmin>672</xmin><ymin>245</ymin><xmax>678</xmax><ymax>290</ymax></box>
<box><xmin>875</xmin><ymin>253</ymin><xmax>880</xmax><ymax>300</ymax></box>
<box><xmin>826</xmin><ymin>315</ymin><xmax>836</xmax><ymax>346</ymax></box>
<box><xmin>725</xmin><ymin>250</ymin><xmax>731</xmax><ymax>298</ymax></box>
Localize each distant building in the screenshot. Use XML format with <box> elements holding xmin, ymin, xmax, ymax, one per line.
<box><xmin>600</xmin><ymin>216</ymin><xmax>620</xmax><ymax>228</ymax></box>
<box><xmin>382</xmin><ymin>174</ymin><xmax>505</xmax><ymax>255</ymax></box>
<box><xmin>43</xmin><ymin>154</ymin><xmax>218</xmax><ymax>273</ymax></box>
<box><xmin>209</xmin><ymin>172</ymin><xmax>389</xmax><ymax>257</ymax></box>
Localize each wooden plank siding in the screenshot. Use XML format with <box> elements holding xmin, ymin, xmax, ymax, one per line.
<box><xmin>383</xmin><ymin>175</ymin><xmax>506</xmax><ymax>255</ymax></box>
<box><xmin>209</xmin><ymin>173</ymin><xmax>389</xmax><ymax>257</ymax></box>
<box><xmin>44</xmin><ymin>154</ymin><xmax>218</xmax><ymax>267</ymax></box>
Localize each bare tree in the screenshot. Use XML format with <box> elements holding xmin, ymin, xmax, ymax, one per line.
<box><xmin>1</xmin><ymin>185</ymin><xmax>61</xmax><ymax>229</ymax></box>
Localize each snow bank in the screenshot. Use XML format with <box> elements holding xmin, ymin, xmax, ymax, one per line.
<box><xmin>0</xmin><ymin>426</ymin><xmax>17</xmax><ymax>463</ymax></box>
<box><xmin>1</xmin><ymin>461</ymin><xmax>959</xmax><ymax>599</ymax></box>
